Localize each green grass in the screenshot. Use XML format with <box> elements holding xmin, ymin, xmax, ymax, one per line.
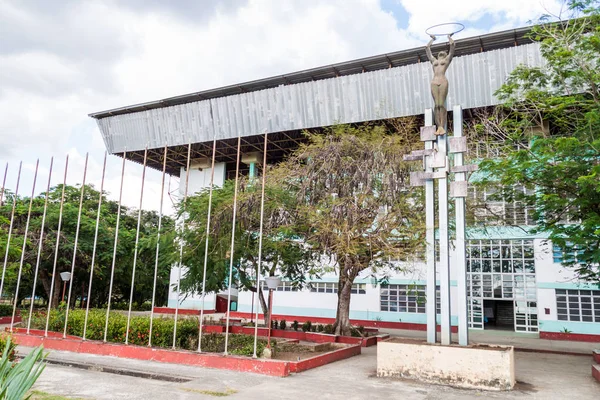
<box><xmin>180</xmin><ymin>388</ymin><xmax>237</xmax><ymax>397</ymax></box>
<box><xmin>28</xmin><ymin>390</ymin><xmax>88</xmax><ymax>400</ymax></box>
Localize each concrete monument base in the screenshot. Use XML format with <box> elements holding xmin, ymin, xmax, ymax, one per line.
<box><xmin>377</xmin><ymin>338</ymin><xmax>515</xmax><ymax>391</ymax></box>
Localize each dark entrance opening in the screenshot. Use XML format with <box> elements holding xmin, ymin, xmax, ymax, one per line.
<box><xmin>483</xmin><ymin>300</ymin><xmax>514</xmax><ymax>330</ymax></box>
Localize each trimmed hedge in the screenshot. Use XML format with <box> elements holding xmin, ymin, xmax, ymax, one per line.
<box><xmin>26</xmin><ymin>309</ymin><xmax>267</xmax><ymax>356</ymax></box>
<box><xmin>0</xmin><ymin>304</ymin><xmax>13</xmax><ymax>317</ymax></box>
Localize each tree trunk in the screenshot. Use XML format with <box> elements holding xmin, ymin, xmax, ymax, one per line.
<box><xmin>257</xmin><ymin>288</ymin><xmax>269</xmax><ymax>324</ymax></box>
<box><xmin>333</xmin><ymin>256</ymin><xmax>357</xmax><ymax>336</ymax></box>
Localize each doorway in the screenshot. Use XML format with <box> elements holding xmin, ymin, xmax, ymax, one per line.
<box><xmin>483</xmin><ymin>300</ymin><xmax>514</xmax><ymax>330</ymax></box>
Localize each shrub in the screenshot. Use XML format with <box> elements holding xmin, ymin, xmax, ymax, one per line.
<box><xmin>271</xmin><ymin>319</ymin><xmax>278</xmax><ymax>330</ymax></box>
<box><xmin>278</xmin><ymin>320</ymin><xmax>286</xmax><ymax>330</ymax></box>
<box><xmin>292</xmin><ymin>320</ymin><xmax>299</xmax><ymax>331</ymax></box>
<box><xmin>0</xmin><ymin>304</ymin><xmax>12</xmax><ymax>317</ymax></box>
<box><xmin>310</xmin><ymin>325</ymin><xmax>317</xmax><ymax>332</ymax></box>
<box><xmin>0</xmin><ymin>335</ymin><xmax>16</xmax><ymax>362</ymax></box>
<box><xmin>323</xmin><ymin>324</ymin><xmax>333</xmax><ymax>334</ymax></box>
<box><xmin>301</xmin><ymin>321</ymin><xmax>312</xmax><ymax>332</ymax></box>
<box><xmin>0</xmin><ymin>337</ymin><xmax>46</xmax><ymax>400</ymax></box>
<box><xmin>317</xmin><ymin>324</ymin><xmax>324</xmax><ymax>332</ymax></box>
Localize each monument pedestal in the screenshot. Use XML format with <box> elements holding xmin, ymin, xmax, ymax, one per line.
<box><xmin>377</xmin><ymin>338</ymin><xmax>515</xmax><ymax>391</ymax></box>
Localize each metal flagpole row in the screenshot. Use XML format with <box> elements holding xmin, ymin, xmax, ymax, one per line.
<box><xmin>149</xmin><ymin>145</ymin><xmax>168</xmax><ymax>347</ymax></box>
<box><xmin>0</xmin><ymin>161</ymin><xmax>22</xmax><ymax>301</ymax></box>
<box><xmin>104</xmin><ymin>151</ymin><xmax>127</xmax><ymax>342</ymax></box>
<box><xmin>172</xmin><ymin>143</ymin><xmax>192</xmax><ymax>349</ymax></box>
<box><xmin>252</xmin><ymin>133</ymin><xmax>268</xmax><ymax>358</ymax></box>
<box><xmin>83</xmin><ymin>151</ymin><xmax>108</xmax><ymax>341</ymax></box>
<box><xmin>63</xmin><ymin>153</ymin><xmax>89</xmax><ymax>338</ymax></box>
<box><xmin>125</xmin><ymin>147</ymin><xmax>148</xmax><ymax>345</ymax></box>
<box><xmin>198</xmin><ymin>138</ymin><xmax>217</xmax><ymax>352</ymax></box>
<box><xmin>224</xmin><ymin>136</ymin><xmax>242</xmax><ymax>356</ymax></box>
<box><xmin>10</xmin><ymin>159</ymin><xmax>39</xmax><ymax>332</ymax></box>
<box><xmin>26</xmin><ymin>157</ymin><xmax>54</xmax><ymax>333</ymax></box>
<box><xmin>45</xmin><ymin>156</ymin><xmax>69</xmax><ymax>336</ymax></box>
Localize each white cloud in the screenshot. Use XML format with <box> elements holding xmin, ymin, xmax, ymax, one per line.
<box><xmin>0</xmin><ymin>0</ymin><xmax>565</xmax><ymax>212</ymax></box>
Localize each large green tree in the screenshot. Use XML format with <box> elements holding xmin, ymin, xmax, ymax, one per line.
<box><xmin>178</xmin><ymin>178</ymin><xmax>317</xmax><ymax>322</ymax></box>
<box><xmin>477</xmin><ymin>1</ymin><xmax>600</xmax><ymax>283</ymax></box>
<box><xmin>271</xmin><ymin>121</ymin><xmax>425</xmax><ymax>335</ymax></box>
<box><xmin>0</xmin><ymin>184</ymin><xmax>175</xmax><ymax>309</ymax></box>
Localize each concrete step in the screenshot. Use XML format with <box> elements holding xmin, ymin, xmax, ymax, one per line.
<box><xmin>592</xmin><ymin>365</ymin><xmax>600</xmax><ymax>383</ymax></box>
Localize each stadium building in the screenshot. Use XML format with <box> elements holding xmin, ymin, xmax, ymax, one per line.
<box><xmin>90</xmin><ymin>24</ymin><xmax>600</xmax><ymax>342</ymax></box>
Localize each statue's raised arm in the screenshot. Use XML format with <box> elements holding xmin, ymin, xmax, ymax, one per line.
<box><xmin>447</xmin><ymin>35</ymin><xmax>455</xmax><ymax>63</ymax></box>
<box><xmin>426</xmin><ymin>35</ymin><xmax>436</xmax><ymax>64</ymax></box>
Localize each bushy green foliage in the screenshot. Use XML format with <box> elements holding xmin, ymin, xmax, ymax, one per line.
<box><xmin>0</xmin><ymin>335</ymin><xmax>16</xmax><ymax>362</ymax></box>
<box><xmin>292</xmin><ymin>320</ymin><xmax>299</xmax><ymax>331</ymax></box>
<box><xmin>323</xmin><ymin>324</ymin><xmax>333</xmax><ymax>334</ymax></box>
<box><xmin>26</xmin><ymin>309</ymin><xmax>268</xmax><ymax>356</ymax></box>
<box><xmin>0</xmin><ymin>305</ymin><xmax>12</xmax><ymax>317</ymax></box>
<box><xmin>0</xmin><ymin>337</ymin><xmax>46</xmax><ymax>400</ymax></box>
<box><xmin>301</xmin><ymin>321</ymin><xmax>312</xmax><ymax>332</ymax></box>
<box><xmin>278</xmin><ymin>320</ymin><xmax>286</xmax><ymax>330</ymax></box>
<box><xmin>477</xmin><ymin>1</ymin><xmax>600</xmax><ymax>283</ymax></box>
<box><xmin>316</xmin><ymin>324</ymin><xmax>324</xmax><ymax>333</ymax></box>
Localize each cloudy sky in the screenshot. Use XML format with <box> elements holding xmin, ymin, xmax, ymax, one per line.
<box><xmin>0</xmin><ymin>0</ymin><xmax>564</xmax><ymax>214</ymax></box>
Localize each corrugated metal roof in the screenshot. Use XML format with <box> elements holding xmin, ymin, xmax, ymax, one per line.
<box><xmin>96</xmin><ymin>42</ymin><xmax>544</xmax><ymax>154</ymax></box>
<box><xmin>89</xmin><ymin>25</ymin><xmax>535</xmax><ymax>119</ymax></box>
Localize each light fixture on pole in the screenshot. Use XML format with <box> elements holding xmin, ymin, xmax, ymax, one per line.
<box><xmin>264</xmin><ymin>276</ymin><xmax>281</xmax><ymax>349</ymax></box>
<box><xmin>60</xmin><ymin>271</ymin><xmax>71</xmax><ymax>303</ymax></box>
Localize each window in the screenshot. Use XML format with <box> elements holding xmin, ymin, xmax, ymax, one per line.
<box><xmin>556</xmin><ymin>289</ymin><xmax>600</xmax><ymax>323</ymax></box>
<box><xmin>468</xmin><ymin>185</ymin><xmax>535</xmax><ymax>226</ymax></box>
<box><xmin>467</xmin><ymin>239</ymin><xmax>536</xmax><ymax>300</ymax></box>
<box><xmin>380</xmin><ymin>284</ymin><xmax>440</xmax><ymax>314</ymax></box>
<box><xmin>552</xmin><ymin>243</ymin><xmax>581</xmax><ymax>265</ymax></box>
<box><xmin>260</xmin><ymin>281</ymin><xmax>298</xmax><ymax>292</ymax></box>
<box><xmin>310</xmin><ymin>282</ymin><xmax>366</xmax><ymax>294</ymax></box>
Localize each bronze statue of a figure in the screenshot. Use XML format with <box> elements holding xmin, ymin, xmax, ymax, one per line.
<box><xmin>426</xmin><ymin>34</ymin><xmax>455</xmax><ymax>135</ymax></box>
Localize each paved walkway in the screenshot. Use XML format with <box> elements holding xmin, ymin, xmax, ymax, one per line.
<box><xmin>25</xmin><ymin>344</ymin><xmax>599</xmax><ymax>399</ymax></box>
<box><xmin>379</xmin><ymin>328</ymin><xmax>598</xmax><ymax>355</ymax></box>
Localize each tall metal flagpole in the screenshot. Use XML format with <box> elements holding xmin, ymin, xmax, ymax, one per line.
<box><xmin>0</xmin><ymin>163</ymin><xmax>8</xmax><ymax>206</ymax></box>
<box><xmin>424</xmin><ymin>109</ymin><xmax>437</xmax><ymax>344</ymax></box>
<box><xmin>149</xmin><ymin>145</ymin><xmax>168</xmax><ymax>347</ymax></box>
<box><xmin>172</xmin><ymin>143</ymin><xmax>192</xmax><ymax>349</ymax></box>
<box><xmin>125</xmin><ymin>147</ymin><xmax>148</xmax><ymax>345</ymax></box>
<box><xmin>453</xmin><ymin>105</ymin><xmax>469</xmax><ymax>346</ymax></box>
<box><xmin>83</xmin><ymin>151</ymin><xmax>108</xmax><ymax>340</ymax></box>
<box><xmin>224</xmin><ymin>136</ymin><xmax>241</xmax><ymax>356</ymax></box>
<box><xmin>63</xmin><ymin>153</ymin><xmax>89</xmax><ymax>338</ymax></box>
<box><xmin>252</xmin><ymin>133</ymin><xmax>268</xmax><ymax>358</ymax></box>
<box><xmin>438</xmin><ymin>121</ymin><xmax>452</xmax><ymax>346</ymax></box>
<box><xmin>45</xmin><ymin>156</ymin><xmax>69</xmax><ymax>336</ymax></box>
<box><xmin>198</xmin><ymin>138</ymin><xmax>217</xmax><ymax>352</ymax></box>
<box><xmin>27</xmin><ymin>157</ymin><xmax>54</xmax><ymax>333</ymax></box>
<box><xmin>10</xmin><ymin>159</ymin><xmax>39</xmax><ymax>331</ymax></box>
<box><xmin>104</xmin><ymin>151</ymin><xmax>127</xmax><ymax>342</ymax></box>
<box><xmin>0</xmin><ymin>161</ymin><xmax>22</xmax><ymax>301</ymax></box>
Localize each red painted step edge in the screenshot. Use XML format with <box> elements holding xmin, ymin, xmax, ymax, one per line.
<box><xmin>0</xmin><ymin>316</ymin><xmax>21</xmax><ymax>324</ymax></box>
<box><xmin>228</xmin><ymin>311</ymin><xmax>459</xmax><ymax>333</ymax></box>
<box><xmin>152</xmin><ymin>307</ymin><xmax>216</xmax><ymax>315</ymax></box>
<box><xmin>592</xmin><ymin>365</ymin><xmax>600</xmax><ymax>383</ymax></box>
<box><xmin>11</xmin><ymin>332</ymin><xmax>290</xmax><ymax>377</ymax></box>
<box><xmin>594</xmin><ymin>351</ymin><xmax>600</xmax><ymax>364</ymax></box>
<box><xmin>289</xmin><ymin>344</ymin><xmax>361</xmax><ymax>373</ymax></box>
<box><xmin>540</xmin><ymin>331</ymin><xmax>600</xmax><ymax>343</ymax></box>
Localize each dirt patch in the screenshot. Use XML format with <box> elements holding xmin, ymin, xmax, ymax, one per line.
<box><xmin>273</xmin><ymin>342</ymin><xmax>347</xmax><ymax>361</ymax></box>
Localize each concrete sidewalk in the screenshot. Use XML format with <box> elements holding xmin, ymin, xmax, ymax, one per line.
<box><xmin>28</xmin><ymin>345</ymin><xmax>599</xmax><ymax>399</ymax></box>
<box><xmin>379</xmin><ymin>327</ymin><xmax>598</xmax><ymax>355</ymax></box>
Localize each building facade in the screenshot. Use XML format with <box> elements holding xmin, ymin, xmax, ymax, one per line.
<box><xmin>92</xmin><ymin>24</ymin><xmax>600</xmax><ymax>341</ymax></box>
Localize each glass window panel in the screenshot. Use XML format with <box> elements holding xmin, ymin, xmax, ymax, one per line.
<box><xmin>482</xmin><ymin>260</ymin><xmax>491</xmax><ymax>273</ymax></box>
<box><xmin>493</xmin><ymin>260</ymin><xmax>501</xmax><ymax>273</ymax></box>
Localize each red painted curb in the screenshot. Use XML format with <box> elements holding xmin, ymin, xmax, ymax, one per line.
<box><xmin>593</xmin><ymin>351</ymin><xmax>600</xmax><ymax>364</ymax></box>
<box><xmin>228</xmin><ymin>312</ymin><xmax>459</xmax><ymax>333</ymax></box>
<box><xmin>152</xmin><ymin>307</ymin><xmax>216</xmax><ymax>315</ymax></box>
<box><xmin>11</xmin><ymin>332</ymin><xmax>291</xmax><ymax>377</ymax></box>
<box><xmin>0</xmin><ymin>316</ymin><xmax>21</xmax><ymax>324</ymax></box>
<box><xmin>289</xmin><ymin>344</ymin><xmax>361</xmax><ymax>373</ymax></box>
<box><xmin>592</xmin><ymin>365</ymin><xmax>600</xmax><ymax>383</ymax></box>
<box><xmin>540</xmin><ymin>331</ymin><xmax>600</xmax><ymax>343</ymax></box>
